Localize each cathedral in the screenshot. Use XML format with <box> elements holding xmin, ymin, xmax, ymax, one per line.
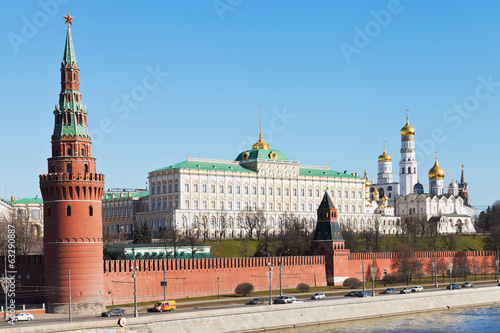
<box><xmin>368</xmin><ymin>112</ymin><xmax>475</xmax><ymax>234</ymax></box>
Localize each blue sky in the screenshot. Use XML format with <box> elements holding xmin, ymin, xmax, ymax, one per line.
<box><xmin>1</xmin><ymin>1</ymin><xmax>499</xmax><ymax>210</ymax></box>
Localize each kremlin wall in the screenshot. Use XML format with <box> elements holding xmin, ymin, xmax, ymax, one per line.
<box><xmin>2</xmin><ymin>250</ymin><xmax>498</xmax><ymax>306</ymax></box>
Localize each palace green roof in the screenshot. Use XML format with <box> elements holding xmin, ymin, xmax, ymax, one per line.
<box><xmin>7</xmin><ymin>197</ymin><xmax>43</xmax><ymax>205</ymax></box>
<box><xmin>103</xmin><ymin>191</ymin><xmax>150</xmax><ymax>201</ymax></box>
<box><xmin>299</xmin><ymin>168</ymin><xmax>359</xmax><ymax>179</ymax></box>
<box><xmin>153</xmin><ymin>160</ymin><xmax>256</xmax><ymax>173</ymax></box>
<box><xmin>235</xmin><ymin>149</ymin><xmax>289</xmax><ymax>162</ymax></box>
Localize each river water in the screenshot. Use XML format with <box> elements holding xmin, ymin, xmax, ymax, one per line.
<box><xmin>275</xmin><ymin>304</ymin><xmax>500</xmax><ymax>332</ymax></box>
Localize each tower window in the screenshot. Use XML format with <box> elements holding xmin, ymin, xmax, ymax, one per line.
<box><xmin>67</xmin><ymin>147</ymin><xmax>72</xmax><ymax>156</ymax></box>
<box><xmin>84</xmin><ymin>164</ymin><xmax>88</xmax><ymax>173</ymax></box>
<box><xmin>89</xmin><ymin>205</ymin><xmax>93</xmax><ymax>216</ymax></box>
<box><xmin>81</xmin><ymin>148</ymin><xmax>84</xmax><ymax>156</ymax></box>
<box><xmin>47</xmin><ymin>206</ymin><xmax>51</xmax><ymax>217</ymax></box>
<box><xmin>402</xmin><ymin>168</ymin><xmax>405</xmax><ymax>174</ymax></box>
<box><xmin>66</xmin><ymin>205</ymin><xmax>71</xmax><ymax>216</ymax></box>
<box><xmin>66</xmin><ymin>163</ymin><xmax>72</xmax><ymax>173</ymax></box>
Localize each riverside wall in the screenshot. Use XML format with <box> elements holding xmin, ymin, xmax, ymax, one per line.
<box><xmin>5</xmin><ymin>286</ymin><xmax>500</xmax><ymax>333</ymax></box>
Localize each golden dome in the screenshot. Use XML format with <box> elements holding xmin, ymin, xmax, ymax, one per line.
<box><xmin>400</xmin><ymin>117</ymin><xmax>415</xmax><ymax>136</ymax></box>
<box><xmin>428</xmin><ymin>158</ymin><xmax>445</xmax><ymax>180</ymax></box>
<box><xmin>373</xmin><ymin>189</ymin><xmax>379</xmax><ymax>195</ymax></box>
<box><xmin>378</xmin><ymin>148</ymin><xmax>391</xmax><ymax>162</ymax></box>
<box><xmin>252</xmin><ymin>133</ymin><xmax>270</xmax><ymax>150</ymax></box>
<box><xmin>382</xmin><ymin>195</ymin><xmax>388</xmax><ymax>201</ymax></box>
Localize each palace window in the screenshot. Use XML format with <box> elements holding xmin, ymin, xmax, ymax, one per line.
<box><xmin>228</xmin><ymin>185</ymin><xmax>232</xmax><ymax>194</ymax></box>
<box><xmin>193</xmin><ymin>183</ymin><xmax>198</xmax><ymax>192</ymax></box>
<box><xmin>268</xmin><ymin>186</ymin><xmax>273</xmax><ymax>195</ymax></box>
<box><xmin>236</xmin><ymin>185</ymin><xmax>241</xmax><ymax>194</ymax></box>
<box><xmin>202</xmin><ymin>184</ymin><xmax>207</xmax><ymax>193</ymax></box>
<box><xmin>260</xmin><ymin>186</ymin><xmax>265</xmax><ymax>195</ymax></box>
<box><xmin>219</xmin><ymin>184</ymin><xmax>224</xmax><ymax>193</ymax></box>
<box><xmin>269</xmin><ymin>202</ymin><xmax>273</xmax><ymax>211</ymax></box>
<box><xmin>211</xmin><ymin>184</ymin><xmax>216</xmax><ymax>193</ymax></box>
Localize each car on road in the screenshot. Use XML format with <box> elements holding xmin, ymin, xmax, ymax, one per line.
<box><xmin>101</xmin><ymin>308</ymin><xmax>125</xmax><ymax>317</ymax></box>
<box><xmin>412</xmin><ymin>286</ymin><xmax>424</xmax><ymax>293</ymax></box>
<box><xmin>344</xmin><ymin>291</ymin><xmax>360</xmax><ymax>297</ymax></box>
<box><xmin>447</xmin><ymin>283</ymin><xmax>461</xmax><ymax>290</ymax></box>
<box><xmin>274</xmin><ymin>296</ymin><xmax>296</xmax><ymax>304</ymax></box>
<box><xmin>246</xmin><ymin>297</ymin><xmax>265</xmax><ymax>305</ymax></box>
<box><xmin>462</xmin><ymin>282</ymin><xmax>473</xmax><ymax>288</ymax></box>
<box><xmin>311</xmin><ymin>292</ymin><xmax>326</xmax><ymax>300</ymax></box>
<box><xmin>152</xmin><ymin>300</ymin><xmax>177</xmax><ymax>312</ymax></box>
<box><xmin>380</xmin><ymin>288</ymin><xmax>396</xmax><ymax>294</ymax></box>
<box><xmin>345</xmin><ymin>291</ymin><xmax>371</xmax><ymax>297</ymax></box>
<box><xmin>9</xmin><ymin>313</ymin><xmax>34</xmax><ymax>322</ymax></box>
<box><xmin>290</xmin><ymin>298</ymin><xmax>304</xmax><ymax>303</ymax></box>
<box><xmin>400</xmin><ymin>287</ymin><xmax>412</xmax><ymax>294</ymax></box>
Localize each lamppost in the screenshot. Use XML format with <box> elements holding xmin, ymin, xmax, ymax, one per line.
<box><xmin>432</xmin><ymin>259</ymin><xmax>438</xmax><ymax>288</ymax></box>
<box><xmin>131</xmin><ymin>248</ymin><xmax>139</xmax><ymax>317</ymax></box>
<box><xmin>361</xmin><ymin>260</ymin><xmax>366</xmax><ymax>292</ymax></box>
<box><xmin>496</xmin><ymin>257</ymin><xmax>499</xmax><ymax>284</ymax></box>
<box><xmin>217</xmin><ymin>277</ymin><xmax>220</xmax><ymax>299</ymax></box>
<box><xmin>278</xmin><ymin>259</ymin><xmax>283</xmax><ymax>296</ymax></box>
<box><xmin>449</xmin><ymin>262</ymin><xmax>453</xmax><ymax>290</ymax></box>
<box><xmin>371</xmin><ymin>266</ymin><xmax>377</xmax><ymax>297</ymax></box>
<box><xmin>266</xmin><ymin>262</ymin><xmax>273</xmax><ymax>305</ymax></box>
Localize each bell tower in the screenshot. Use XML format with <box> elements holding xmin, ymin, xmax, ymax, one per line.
<box><xmin>39</xmin><ymin>13</ymin><xmax>105</xmax><ymax>314</ymax></box>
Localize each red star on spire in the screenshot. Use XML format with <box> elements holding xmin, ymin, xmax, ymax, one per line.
<box><xmin>62</xmin><ymin>12</ymin><xmax>75</xmax><ymax>26</ymax></box>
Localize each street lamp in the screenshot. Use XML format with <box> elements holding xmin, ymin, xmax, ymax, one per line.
<box><xmin>266</xmin><ymin>262</ymin><xmax>273</xmax><ymax>305</ymax></box>
<box><xmin>449</xmin><ymin>262</ymin><xmax>453</xmax><ymax>290</ymax></box>
<box><xmin>361</xmin><ymin>260</ymin><xmax>366</xmax><ymax>292</ymax></box>
<box><xmin>131</xmin><ymin>248</ymin><xmax>139</xmax><ymax>317</ymax></box>
<box><xmin>371</xmin><ymin>266</ymin><xmax>377</xmax><ymax>297</ymax></box>
<box><xmin>496</xmin><ymin>258</ymin><xmax>500</xmax><ymax>284</ymax></box>
<box><xmin>432</xmin><ymin>259</ymin><xmax>438</xmax><ymax>288</ymax></box>
<box><xmin>217</xmin><ymin>277</ymin><xmax>220</xmax><ymax>299</ymax></box>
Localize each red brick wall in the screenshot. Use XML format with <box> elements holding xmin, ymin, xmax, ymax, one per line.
<box><xmin>341</xmin><ymin>251</ymin><xmax>497</xmax><ymax>282</ymax></box>
<box><xmin>103</xmin><ymin>256</ymin><xmax>327</xmax><ymax>305</ymax></box>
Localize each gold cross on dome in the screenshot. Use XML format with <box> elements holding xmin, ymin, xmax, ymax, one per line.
<box><xmin>63</xmin><ymin>12</ymin><xmax>75</xmax><ymax>26</ymax></box>
<box><xmin>405</xmin><ymin>108</ymin><xmax>410</xmax><ymax>120</ymax></box>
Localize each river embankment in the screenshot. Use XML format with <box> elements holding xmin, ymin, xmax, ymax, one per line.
<box><xmin>4</xmin><ymin>286</ymin><xmax>500</xmax><ymax>333</ymax></box>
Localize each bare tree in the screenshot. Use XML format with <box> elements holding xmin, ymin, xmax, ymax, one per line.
<box><xmin>160</xmin><ymin>227</ymin><xmax>183</xmax><ymax>259</ymax></box>
<box><xmin>241</xmin><ymin>209</ymin><xmax>257</xmax><ymax>240</ymax></box>
<box><xmin>1</xmin><ymin>210</ymin><xmax>42</xmax><ymax>255</ymax></box>
<box><xmin>470</xmin><ymin>257</ymin><xmax>480</xmax><ymax>281</ymax></box>
<box><xmin>198</xmin><ymin>215</ymin><xmax>209</xmax><ymax>242</ymax></box>
<box><xmin>184</xmin><ymin>229</ymin><xmax>203</xmax><ymax>259</ymax></box>
<box><xmin>212</xmin><ymin>209</ymin><xmax>227</xmax><ymax>242</ymax></box>
<box><xmin>253</xmin><ymin>209</ymin><xmax>266</xmax><ymax>241</ymax></box>
<box><xmin>436</xmin><ymin>257</ymin><xmax>448</xmax><ymax>283</ymax></box>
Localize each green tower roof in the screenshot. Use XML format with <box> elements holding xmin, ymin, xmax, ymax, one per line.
<box><xmin>62</xmin><ymin>25</ymin><xmax>78</xmax><ymax>68</ymax></box>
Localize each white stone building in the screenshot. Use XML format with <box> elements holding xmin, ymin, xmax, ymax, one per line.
<box><xmin>110</xmin><ymin>134</ymin><xmax>401</xmax><ymax>239</ymax></box>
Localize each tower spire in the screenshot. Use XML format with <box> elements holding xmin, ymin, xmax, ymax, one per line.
<box><xmin>251</xmin><ymin>104</ymin><xmax>270</xmax><ymax>150</ymax></box>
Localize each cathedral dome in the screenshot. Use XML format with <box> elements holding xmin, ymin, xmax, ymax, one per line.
<box><xmin>378</xmin><ymin>150</ymin><xmax>391</xmax><ymax>162</ymax></box>
<box><xmin>428</xmin><ymin>158</ymin><xmax>445</xmax><ymax>180</ymax></box>
<box><xmin>449</xmin><ymin>181</ymin><xmax>458</xmax><ymax>189</ymax></box>
<box><xmin>400</xmin><ymin>118</ymin><xmax>415</xmax><ymax>136</ymax></box>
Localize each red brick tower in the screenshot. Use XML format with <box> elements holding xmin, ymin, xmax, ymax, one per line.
<box><xmin>39</xmin><ymin>14</ymin><xmax>105</xmax><ymax>314</ymax></box>
<box><xmin>310</xmin><ymin>191</ymin><xmax>350</xmax><ymax>285</ymax></box>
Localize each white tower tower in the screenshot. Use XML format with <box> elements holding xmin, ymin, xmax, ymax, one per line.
<box><xmin>377</xmin><ymin>141</ymin><xmax>393</xmax><ymax>185</ymax></box>
<box><xmin>399</xmin><ymin>110</ymin><xmax>418</xmax><ymax>195</ymax></box>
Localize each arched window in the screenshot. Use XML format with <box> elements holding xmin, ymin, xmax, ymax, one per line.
<box><xmin>81</xmin><ymin>148</ymin><xmax>84</xmax><ymax>156</ymax></box>
<box><xmin>84</xmin><ymin>164</ymin><xmax>88</xmax><ymax>173</ymax></box>
<box><xmin>47</xmin><ymin>206</ymin><xmax>51</xmax><ymax>217</ymax></box>
<box><xmin>67</xmin><ymin>147</ymin><xmax>72</xmax><ymax>156</ymax></box>
<box><xmin>402</xmin><ymin>168</ymin><xmax>405</xmax><ymax>174</ymax></box>
<box><xmin>66</xmin><ymin>163</ymin><xmax>72</xmax><ymax>173</ymax></box>
<box><xmin>66</xmin><ymin>205</ymin><xmax>71</xmax><ymax>216</ymax></box>
<box><xmin>89</xmin><ymin>205</ymin><xmax>93</xmax><ymax>216</ymax></box>
<box><xmin>408</xmin><ymin>167</ymin><xmax>411</xmax><ymax>174</ymax></box>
